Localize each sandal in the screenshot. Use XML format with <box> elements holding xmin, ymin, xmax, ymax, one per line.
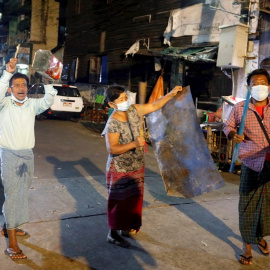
<box><xmin>1</xmin><ymin>223</ymin><xmax>28</xmax><ymax>238</ymax></box>
<box><xmin>257</xmin><ymin>240</ymin><xmax>269</xmax><ymax>256</ymax></box>
<box><xmin>4</xmin><ymin>248</ymin><xmax>27</xmax><ymax>260</ymax></box>
<box><xmin>107</xmin><ymin>234</ymin><xmax>131</xmax><ymax>248</ymax></box>
<box><xmin>239</xmin><ymin>255</ymin><xmax>252</xmax><ymax>265</ymax></box>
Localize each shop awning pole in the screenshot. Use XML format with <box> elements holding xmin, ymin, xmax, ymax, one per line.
<box><xmin>229</xmin><ymin>87</ymin><xmax>251</xmax><ymax>173</ymax></box>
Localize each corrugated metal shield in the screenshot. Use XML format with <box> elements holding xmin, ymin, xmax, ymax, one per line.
<box><xmin>146</xmin><ymin>86</ymin><xmax>224</xmax><ymax>198</ymax></box>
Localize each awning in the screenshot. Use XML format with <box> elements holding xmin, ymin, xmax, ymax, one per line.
<box><xmin>124</xmin><ymin>43</ymin><xmax>218</xmax><ymax>63</ymax></box>
<box><xmin>149</xmin><ymin>46</ymin><xmax>218</xmax><ymax>62</ymax></box>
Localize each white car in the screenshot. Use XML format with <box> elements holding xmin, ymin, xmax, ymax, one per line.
<box><xmin>28</xmin><ymin>84</ymin><xmax>84</xmax><ymax>121</ymax></box>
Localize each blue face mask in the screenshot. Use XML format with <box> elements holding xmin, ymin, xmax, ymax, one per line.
<box><xmin>115</xmin><ymin>100</ymin><xmax>130</xmax><ymax>111</ymax></box>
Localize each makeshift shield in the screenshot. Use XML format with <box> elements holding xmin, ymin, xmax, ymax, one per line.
<box><xmin>146</xmin><ymin>86</ymin><xmax>224</xmax><ymax>198</ymax></box>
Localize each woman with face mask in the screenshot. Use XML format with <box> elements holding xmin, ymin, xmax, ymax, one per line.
<box><xmin>223</xmin><ymin>69</ymin><xmax>270</xmax><ymax>265</ymax></box>
<box><xmin>102</xmin><ymin>85</ymin><xmax>182</xmax><ymax>247</ymax></box>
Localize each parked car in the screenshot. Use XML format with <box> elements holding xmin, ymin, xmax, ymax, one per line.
<box><xmin>28</xmin><ymin>84</ymin><xmax>84</xmax><ymax>122</ymax></box>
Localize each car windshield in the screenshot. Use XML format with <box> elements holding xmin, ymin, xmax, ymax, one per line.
<box><xmin>54</xmin><ymin>86</ymin><xmax>81</xmax><ymax>97</ymax></box>
<box><xmin>28</xmin><ymin>84</ymin><xmax>45</xmax><ymax>94</ymax></box>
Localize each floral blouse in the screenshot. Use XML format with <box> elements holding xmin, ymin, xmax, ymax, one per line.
<box><xmin>102</xmin><ymin>105</ymin><xmax>144</xmax><ymax>172</ymax></box>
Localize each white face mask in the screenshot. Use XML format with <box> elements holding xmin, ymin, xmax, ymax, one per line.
<box><xmin>115</xmin><ymin>100</ymin><xmax>130</xmax><ymax>111</ymax></box>
<box><xmin>11</xmin><ymin>93</ymin><xmax>28</xmax><ymax>104</ymax></box>
<box><xmin>251</xmin><ymin>85</ymin><xmax>269</xmax><ymax>102</ymax></box>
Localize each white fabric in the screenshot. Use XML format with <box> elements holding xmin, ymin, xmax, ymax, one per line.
<box><xmin>0</xmin><ymin>71</ymin><xmax>57</xmax><ymax>150</ymax></box>
<box><xmin>11</xmin><ymin>93</ymin><xmax>28</xmax><ymax>104</ymax></box>
<box><xmin>154</xmin><ymin>58</ymin><xmax>162</xmax><ymax>71</ymax></box>
<box><xmin>249</xmin><ymin>1</ymin><xmax>259</xmax><ymax>34</ymax></box>
<box><xmin>163</xmin><ymin>1</ymin><xmax>241</xmax><ymax>45</ymax></box>
<box><xmin>115</xmin><ymin>100</ymin><xmax>130</xmax><ymax>112</ymax></box>
<box><xmin>127</xmin><ymin>91</ymin><xmax>136</xmax><ymax>105</ymax></box>
<box><xmin>125</xmin><ymin>41</ymin><xmax>140</xmax><ymax>57</ymax></box>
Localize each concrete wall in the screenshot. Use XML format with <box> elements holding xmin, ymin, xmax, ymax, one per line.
<box><xmin>30</xmin><ymin>0</ymin><xmax>59</xmax><ymax>63</ymax></box>
<box><xmin>29</xmin><ymin>0</ymin><xmax>59</xmax><ymax>82</ymax></box>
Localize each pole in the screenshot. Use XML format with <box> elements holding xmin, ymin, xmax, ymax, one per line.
<box><xmin>229</xmin><ymin>86</ymin><xmax>251</xmax><ymax>173</ymax></box>
<box><xmin>139</xmin><ymin>82</ymin><xmax>147</xmax><ymax>151</ymax></box>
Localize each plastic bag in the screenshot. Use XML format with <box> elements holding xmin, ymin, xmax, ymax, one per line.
<box><xmin>32</xmin><ymin>49</ymin><xmax>63</xmax><ymax>80</ymax></box>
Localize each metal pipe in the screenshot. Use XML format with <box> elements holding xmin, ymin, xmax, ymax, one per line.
<box><xmin>229</xmin><ymin>86</ymin><xmax>251</xmax><ymax>173</ymax></box>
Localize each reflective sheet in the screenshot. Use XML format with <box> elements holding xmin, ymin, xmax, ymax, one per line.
<box><xmin>146</xmin><ymin>86</ymin><xmax>224</xmax><ymax>198</ymax></box>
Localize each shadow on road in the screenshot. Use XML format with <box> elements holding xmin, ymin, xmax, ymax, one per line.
<box><xmin>45</xmin><ymin>156</ymin><xmax>156</xmax><ymax>269</ymax></box>
<box><xmin>144</xmin><ymin>169</ymin><xmax>243</xmax><ymax>259</ymax></box>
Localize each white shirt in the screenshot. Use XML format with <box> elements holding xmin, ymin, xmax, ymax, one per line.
<box><xmin>0</xmin><ymin>71</ymin><xmax>57</xmax><ymax>150</ymax></box>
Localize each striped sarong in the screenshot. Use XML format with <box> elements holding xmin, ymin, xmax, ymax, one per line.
<box><xmin>0</xmin><ymin>148</ymin><xmax>34</xmax><ymax>229</ymax></box>
<box><xmin>239</xmin><ymin>161</ymin><xmax>270</xmax><ymax>244</ymax></box>
<box><xmin>106</xmin><ymin>162</ymin><xmax>144</xmax><ymax>231</ymax></box>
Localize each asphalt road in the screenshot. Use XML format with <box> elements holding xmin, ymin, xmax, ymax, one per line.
<box><xmin>33</xmin><ymin>119</ymin><xmax>161</xmax><ymax>179</ymax></box>
<box><xmin>0</xmin><ymin>119</ymin><xmax>269</xmax><ymax>270</ymax></box>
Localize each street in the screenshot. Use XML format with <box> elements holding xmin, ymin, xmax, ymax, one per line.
<box><xmin>0</xmin><ymin>119</ymin><xmax>269</xmax><ymax>270</ymax></box>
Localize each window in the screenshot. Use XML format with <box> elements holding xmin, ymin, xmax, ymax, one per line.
<box><xmin>28</xmin><ymin>84</ymin><xmax>44</xmax><ymax>95</ymax></box>
<box><xmin>69</xmin><ymin>58</ymin><xmax>79</xmax><ymax>82</ymax></box>
<box><xmin>88</xmin><ymin>55</ymin><xmax>108</xmax><ymax>84</ymax></box>
<box><xmin>99</xmin><ymin>55</ymin><xmax>108</xmax><ymax>84</ymax></box>
<box><xmin>53</xmin><ymin>86</ymin><xmax>81</xmax><ymax>97</ymax></box>
<box><xmin>262</xmin><ymin>0</ymin><xmax>270</xmax><ymax>9</ymax></box>
<box><xmin>100</xmin><ymin>31</ymin><xmax>106</xmax><ymax>53</ymax></box>
<box><xmin>89</xmin><ymin>56</ymin><xmax>101</xmax><ymax>83</ymax></box>
<box><xmin>28</xmin><ymin>86</ymin><xmax>36</xmax><ymax>95</ymax></box>
<box><xmin>37</xmin><ymin>85</ymin><xmax>45</xmax><ymax>94</ymax></box>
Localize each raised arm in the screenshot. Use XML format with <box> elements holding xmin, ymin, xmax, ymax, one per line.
<box><xmin>0</xmin><ymin>58</ymin><xmax>17</xmax><ymax>109</ymax></box>
<box><xmin>134</xmin><ymin>85</ymin><xmax>182</xmax><ymax>116</ymax></box>
<box><xmin>33</xmin><ymin>83</ymin><xmax>57</xmax><ymax>115</ymax></box>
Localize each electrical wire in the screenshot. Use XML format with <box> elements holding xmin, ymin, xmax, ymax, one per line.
<box><xmin>209</xmin><ymin>0</ymin><xmax>246</xmax><ymax>18</ymax></box>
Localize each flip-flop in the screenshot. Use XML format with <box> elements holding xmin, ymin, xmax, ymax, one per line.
<box><xmin>1</xmin><ymin>227</ymin><xmax>28</xmax><ymax>238</ymax></box>
<box><xmin>239</xmin><ymin>255</ymin><xmax>253</xmax><ymax>265</ymax></box>
<box><xmin>4</xmin><ymin>248</ymin><xmax>27</xmax><ymax>260</ymax></box>
<box><xmin>257</xmin><ymin>240</ymin><xmax>269</xmax><ymax>256</ymax></box>
<box><xmin>15</xmin><ymin>228</ymin><xmax>29</xmax><ymax>236</ymax></box>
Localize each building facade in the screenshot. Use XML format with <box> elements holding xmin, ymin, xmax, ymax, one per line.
<box><xmin>62</xmin><ymin>0</ymin><xmax>252</xmax><ymax>107</ymax></box>
<box><xmin>0</xmin><ymin>0</ymin><xmax>60</xmax><ymax>81</ymax></box>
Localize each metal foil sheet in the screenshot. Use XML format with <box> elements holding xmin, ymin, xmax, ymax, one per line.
<box><xmin>146</xmin><ymin>86</ymin><xmax>224</xmax><ymax>198</ymax></box>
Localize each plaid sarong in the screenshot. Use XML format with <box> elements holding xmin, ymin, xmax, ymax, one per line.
<box><xmin>0</xmin><ymin>148</ymin><xmax>34</xmax><ymax>229</ymax></box>
<box><xmin>239</xmin><ymin>161</ymin><xmax>270</xmax><ymax>244</ymax></box>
